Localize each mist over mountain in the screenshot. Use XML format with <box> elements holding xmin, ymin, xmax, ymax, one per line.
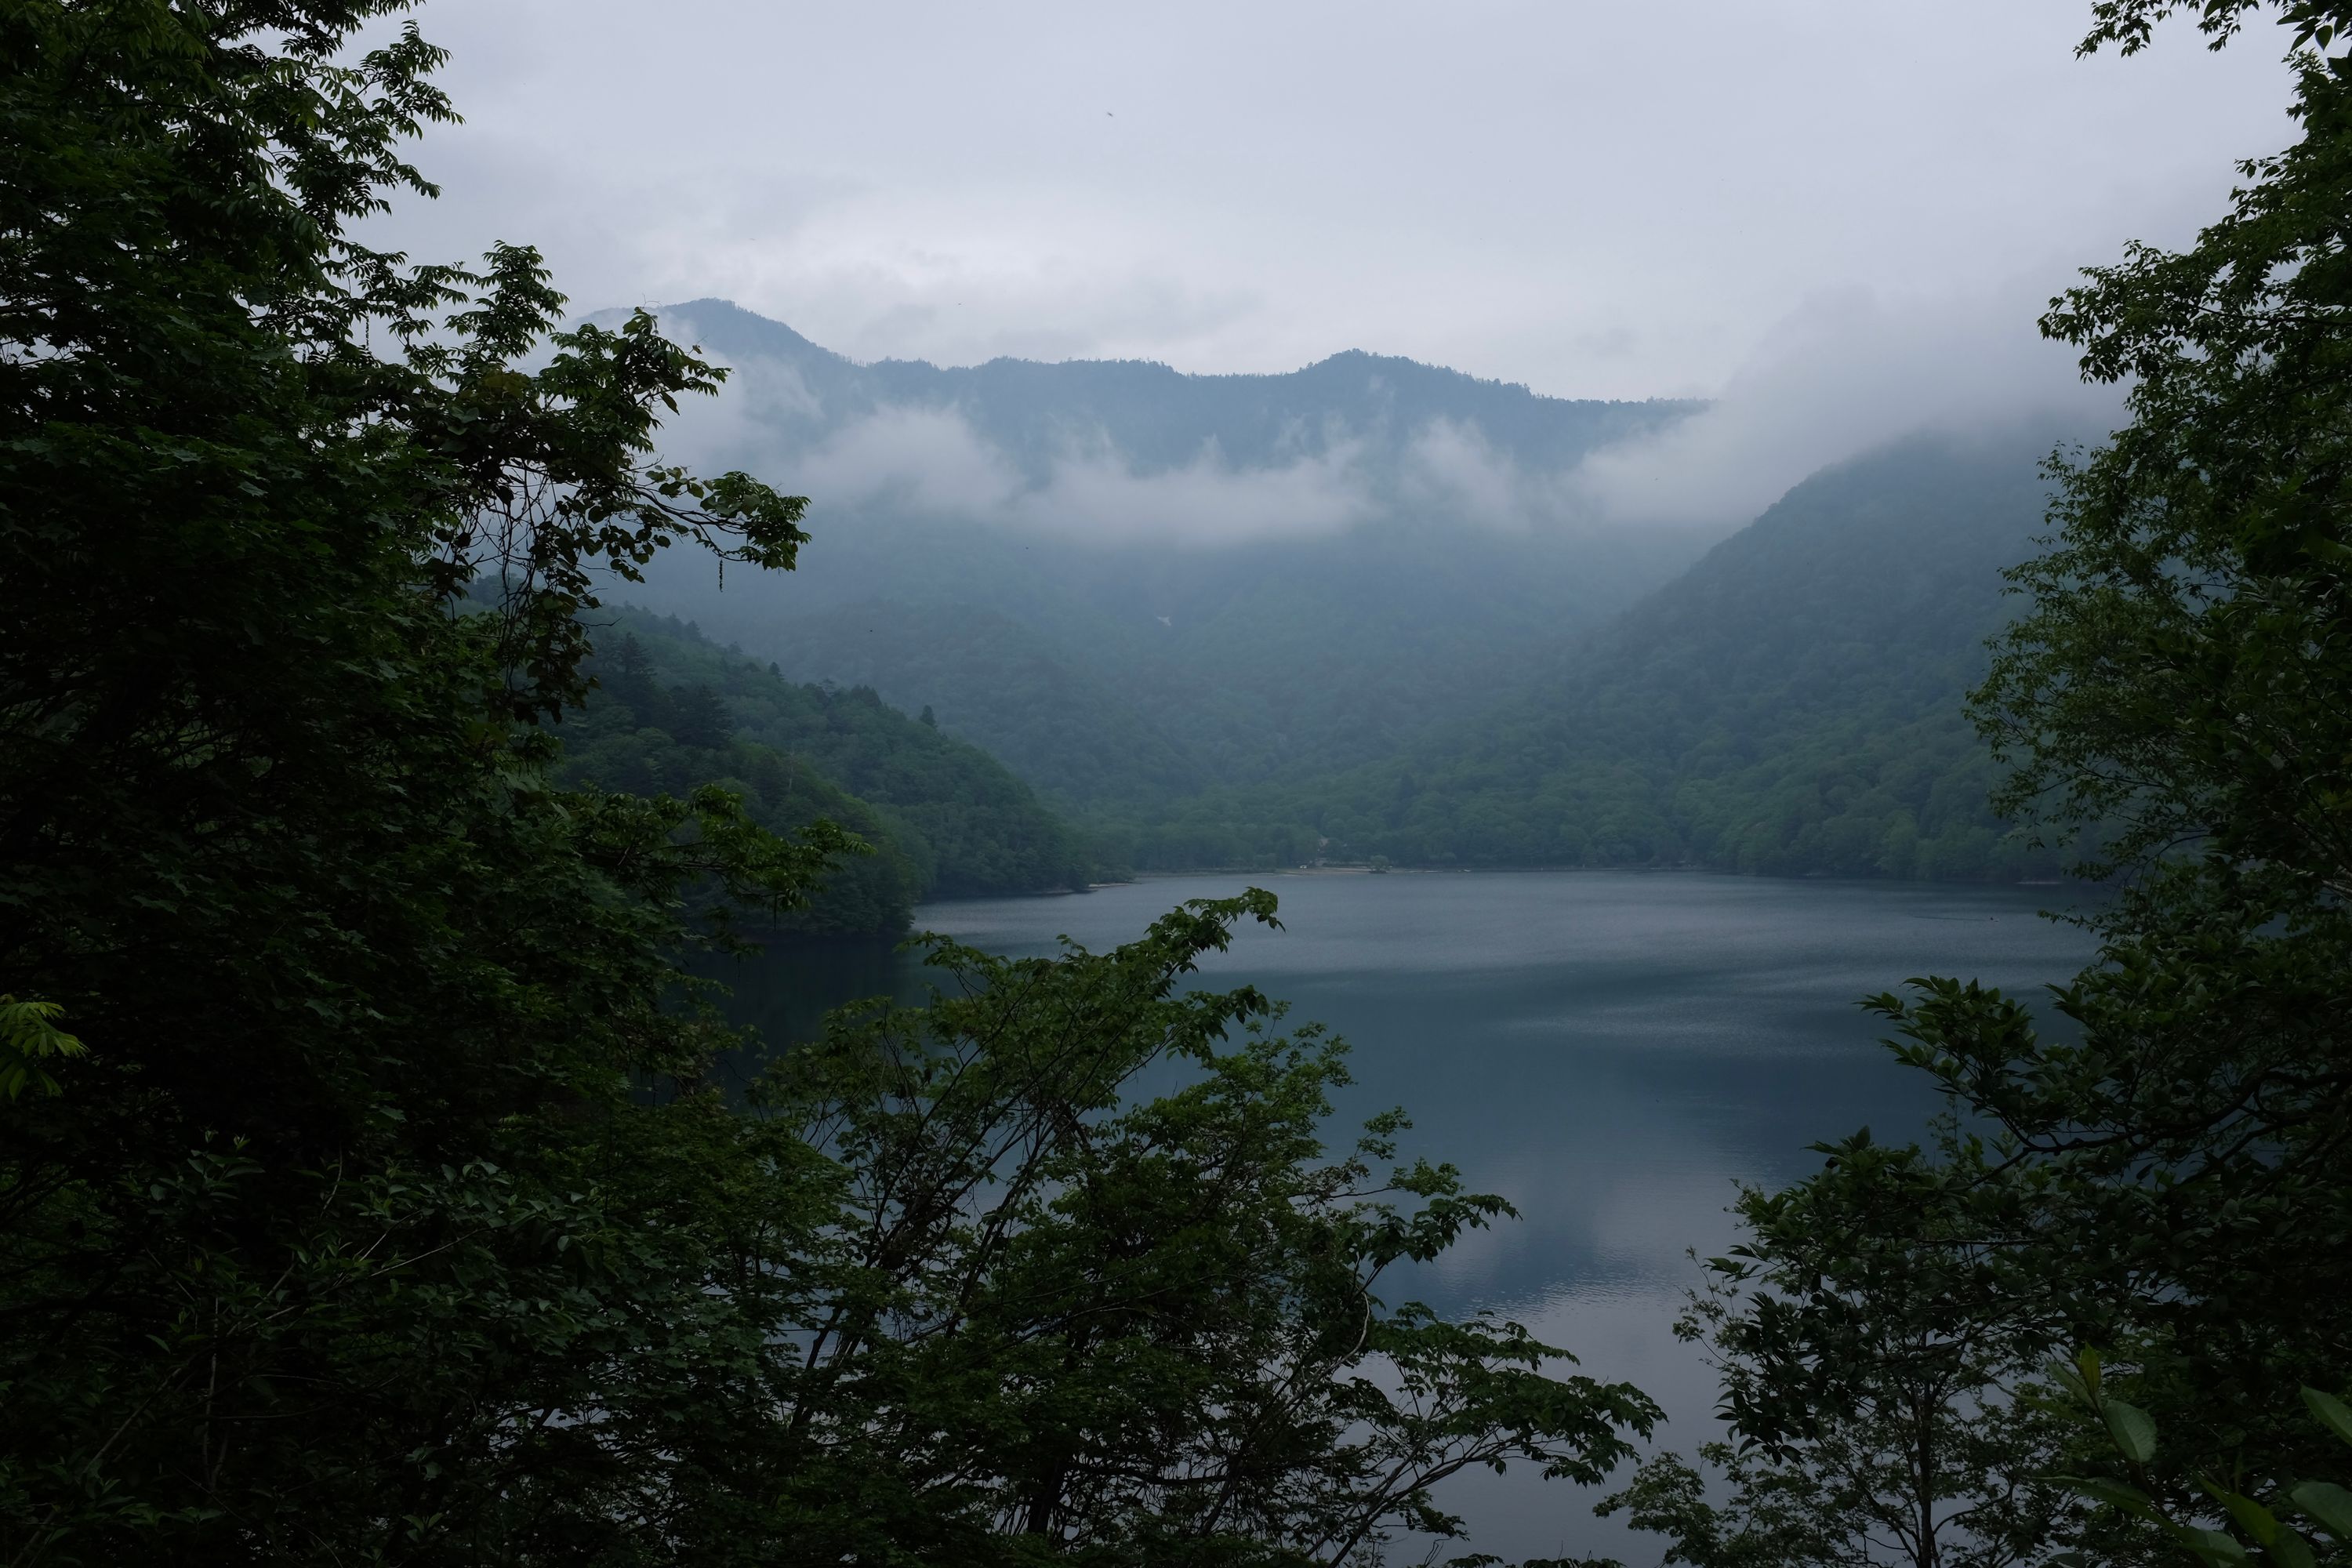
<box><xmin>1132</xmin><ymin>425</ymin><xmax>2085</xmax><ymax>877</ymax></box>
<box><xmin>615</xmin><ymin>303</ymin><xmax>1723</xmax><ymax>808</ymax></box>
<box><xmin>617</xmin><ymin>299</ymin><xmax>1705</xmax><ymax>538</ymax></box>
<box><xmin>599</xmin><ymin>303</ymin><xmax>2092</xmax><ymax>881</ymax></box>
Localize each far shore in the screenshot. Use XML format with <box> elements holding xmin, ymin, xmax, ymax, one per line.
<box><xmin>928</xmin><ymin>863</ymin><xmax>2095</xmax><ymax>900</ymax></box>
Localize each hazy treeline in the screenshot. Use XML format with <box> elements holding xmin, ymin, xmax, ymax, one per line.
<box><xmin>612</xmin><ymin>296</ymin><xmax>1702</xmax><ymax>524</ymax></box>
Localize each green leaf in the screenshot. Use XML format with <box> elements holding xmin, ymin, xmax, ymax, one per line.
<box><xmin>2056</xmin><ymin>1475</ymin><xmax>2157</xmax><ymax>1517</ymax></box>
<box><xmin>2105</xmin><ymin>1399</ymin><xmax>2159</xmax><ymax>1465</ymax></box>
<box><xmin>2180</xmin><ymin>1528</ymin><xmax>2251</xmax><ymax>1567</ymax></box>
<box><xmin>0</xmin><ymin>993</ymin><xmax>89</xmax><ymax>1101</ymax></box>
<box><xmin>2288</xmin><ymin>1481</ymin><xmax>2352</xmax><ymax>1542</ymax></box>
<box><xmin>2202</xmin><ymin>1479</ymin><xmax>2278</xmax><ymax>1546</ymax></box>
<box><xmin>2267</xmin><ymin>1528</ymin><xmax>2317</xmax><ymax>1568</ymax></box>
<box><xmin>2300</xmin><ymin>1388</ymin><xmax>2352</xmax><ymax>1452</ymax></box>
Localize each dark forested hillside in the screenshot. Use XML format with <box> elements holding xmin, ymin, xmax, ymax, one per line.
<box><xmin>558</xmin><ymin>611</ymin><xmax>1093</xmax><ymax>931</ymax></box>
<box><xmin>731</xmin><ymin>599</ymin><xmax>1209</xmax><ymax>808</ymax></box>
<box><xmin>1110</xmin><ymin>428</ymin><xmax>2082</xmax><ymax>877</ymax></box>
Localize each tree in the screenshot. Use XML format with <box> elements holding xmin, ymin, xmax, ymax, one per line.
<box><xmin>1603</xmin><ymin>1137</ymin><xmax>2077</xmax><ymax>1568</ymax></box>
<box><xmin>0</xmin><ymin>6</ymin><xmax>1655</xmax><ymax>1563</ymax></box>
<box><xmin>0</xmin><ymin>2</ymin><xmax>840</xmax><ymax>1558</ymax></box>
<box><xmin>736</xmin><ymin>895</ymin><xmax>1661</xmax><ymax>1566</ymax></box>
<box><xmin>666</xmin><ymin>681</ymin><xmax>735</xmax><ymax>750</ymax></box>
<box><xmin>1828</xmin><ymin>0</ymin><xmax>2352</xmax><ymax>1534</ymax></box>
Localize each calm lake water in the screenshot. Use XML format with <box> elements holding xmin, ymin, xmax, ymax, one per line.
<box><xmin>703</xmin><ymin>869</ymin><xmax>2100</xmax><ymax>1565</ymax></box>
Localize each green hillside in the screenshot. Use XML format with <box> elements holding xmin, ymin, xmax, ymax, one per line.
<box><xmin>557</xmin><ymin>612</ymin><xmax>1094</xmax><ymax>934</ymax></box>
<box><xmin>742</xmin><ymin>599</ymin><xmax>1208</xmax><ymax>808</ymax></box>
<box><xmin>1110</xmin><ymin>429</ymin><xmax>2083</xmax><ymax>879</ymax></box>
<box><xmin>646</xmin><ymin>510</ymin><xmax>1708</xmax><ymax>811</ymax></box>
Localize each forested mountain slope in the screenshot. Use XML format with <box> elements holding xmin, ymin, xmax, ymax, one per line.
<box><xmin>708</xmin><ymin>516</ymin><xmax>1708</xmax><ymax>808</ymax></box>
<box><xmin>607</xmin><ymin>303</ymin><xmax>2087</xmax><ymax>883</ymax></box>
<box><xmin>607</xmin><ymin>301</ymin><xmax>1718</xmax><ymax>806</ymax></box>
<box><xmin>557</xmin><ymin>611</ymin><xmax>1092</xmax><ymax>933</ymax></box>
<box><xmin>732</xmin><ymin>599</ymin><xmax>1210</xmax><ymax>808</ymax></box>
<box><xmin>1120</xmin><ymin>428</ymin><xmax>2083</xmax><ymax>877</ymax></box>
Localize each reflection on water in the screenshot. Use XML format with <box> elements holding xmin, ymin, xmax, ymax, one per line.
<box><xmin>699</xmin><ymin>869</ymin><xmax>2100</xmax><ymax>1564</ymax></box>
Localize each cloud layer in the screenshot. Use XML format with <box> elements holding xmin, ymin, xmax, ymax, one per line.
<box><xmin>659</xmin><ymin>375</ymin><xmax>1386</xmax><ymax>548</ymax></box>
<box><xmin>365</xmin><ymin>0</ymin><xmax>2292</xmax><ymax>403</ymax></box>
<box><xmin>1564</xmin><ymin>275</ymin><xmax>2127</xmax><ymax>528</ymax></box>
<box><xmin>645</xmin><ymin>275</ymin><xmax>2124</xmax><ymax>550</ymax></box>
<box><xmin>338</xmin><ymin>1</ymin><xmax>2303</xmax><ymax>545</ymax></box>
<box><xmin>785</xmin><ymin>405</ymin><xmax>1372</xmax><ymax>547</ymax></box>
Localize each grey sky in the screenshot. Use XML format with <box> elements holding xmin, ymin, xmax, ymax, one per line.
<box><xmin>382</xmin><ymin>1</ymin><xmax>2291</xmax><ymax>405</ymax></box>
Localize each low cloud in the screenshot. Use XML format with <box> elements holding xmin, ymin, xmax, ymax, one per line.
<box><xmin>1563</xmin><ymin>274</ymin><xmax>2128</xmax><ymax>530</ymax></box>
<box><xmin>640</xmin><ymin>278</ymin><xmax>2128</xmax><ymax>552</ymax></box>
<box><xmin>1018</xmin><ymin>437</ymin><xmax>1372</xmax><ymax>546</ymax></box>
<box><xmin>797</xmin><ymin>405</ymin><xmax>1026</xmax><ymax>518</ymax></box>
<box><xmin>767</xmin><ymin>402</ymin><xmax>1379</xmax><ymax>548</ymax></box>
<box><xmin>641</xmin><ymin>319</ymin><xmax>1584</xmax><ymax>548</ymax></box>
<box><xmin>1399</xmin><ymin>419</ymin><xmax>1608</xmax><ymax>534</ymax></box>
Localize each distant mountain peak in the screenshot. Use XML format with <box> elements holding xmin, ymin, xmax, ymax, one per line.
<box><xmin>601</xmin><ymin>299</ymin><xmax>1693</xmax><ymax>412</ymax></box>
<box><xmin>622</xmin><ymin>297</ymin><xmax>849</xmax><ymax>368</ymax></box>
<box><xmin>590</xmin><ymin>299</ymin><xmax>1704</xmax><ymax>491</ymax></box>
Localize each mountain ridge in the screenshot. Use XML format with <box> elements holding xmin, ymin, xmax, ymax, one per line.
<box><xmin>600</xmin><ymin>297</ymin><xmax>1707</xmax><ymax>485</ymax></box>
<box><xmin>597</xmin><ymin>302</ymin><xmax>2086</xmax><ymax>884</ymax></box>
<box><xmin>610</xmin><ymin>300</ymin><xmax>1724</xmax><ymax>808</ymax></box>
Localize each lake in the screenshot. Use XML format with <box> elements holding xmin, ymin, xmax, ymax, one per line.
<box><xmin>702</xmin><ymin>869</ymin><xmax>2101</xmax><ymax>1564</ymax></box>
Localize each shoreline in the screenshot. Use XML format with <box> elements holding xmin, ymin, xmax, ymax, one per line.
<box><xmin>924</xmin><ymin>863</ymin><xmax>2099</xmax><ymax>902</ymax></box>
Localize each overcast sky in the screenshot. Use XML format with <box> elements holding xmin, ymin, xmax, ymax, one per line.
<box><xmin>374</xmin><ymin>2</ymin><xmax>2293</xmax><ymax>403</ymax></box>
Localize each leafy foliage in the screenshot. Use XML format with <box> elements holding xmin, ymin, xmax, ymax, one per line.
<box><xmin>0</xmin><ymin>996</ymin><xmax>85</xmax><ymax>1101</ymax></box>
<box><xmin>0</xmin><ymin>2</ymin><xmax>834</xmax><ymax>1557</ymax></box>
<box><xmin>1600</xmin><ymin>1136</ymin><xmax>2078</xmax><ymax>1568</ymax></box>
<box><xmin>0</xmin><ymin>7</ymin><xmax>1652</xmax><ymax>1564</ymax></box>
<box><xmin>735</xmin><ymin>894</ymin><xmax>1661</xmax><ymax>1566</ymax></box>
<box><xmin>1868</xmin><ymin>0</ymin><xmax>2352</xmax><ymax>1498</ymax></box>
<box><xmin>2049</xmin><ymin>1352</ymin><xmax>2352</xmax><ymax>1568</ymax></box>
<box><xmin>1622</xmin><ymin>7</ymin><xmax>2352</xmax><ymax>1566</ymax></box>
